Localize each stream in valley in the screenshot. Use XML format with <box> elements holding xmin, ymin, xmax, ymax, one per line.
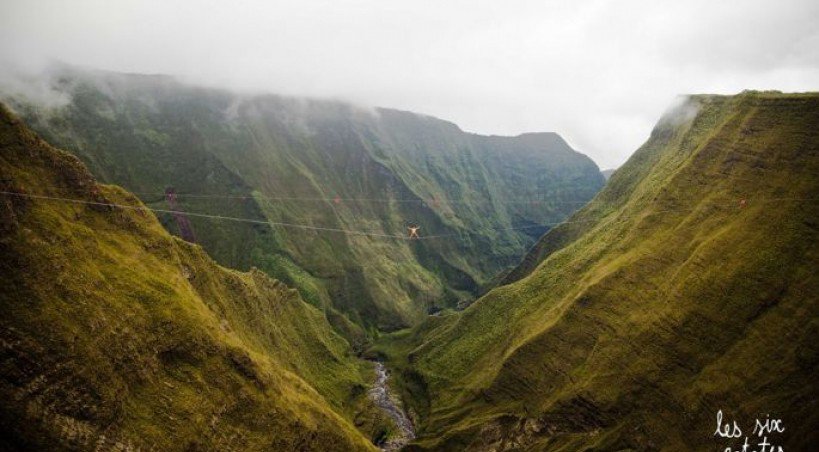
<box><xmin>369</xmin><ymin>361</ymin><xmax>416</xmax><ymax>450</ymax></box>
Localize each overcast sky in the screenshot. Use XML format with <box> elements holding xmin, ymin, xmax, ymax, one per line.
<box><xmin>2</xmin><ymin>0</ymin><xmax>818</xmax><ymax>168</ymax></box>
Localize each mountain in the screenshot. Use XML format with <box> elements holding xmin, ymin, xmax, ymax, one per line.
<box><xmin>0</xmin><ymin>104</ymin><xmax>390</xmax><ymax>450</ymax></box>
<box><xmin>373</xmin><ymin>92</ymin><xmax>819</xmax><ymax>450</ymax></box>
<box><xmin>600</xmin><ymin>168</ymin><xmax>616</xmax><ymax>180</ymax></box>
<box><xmin>2</xmin><ymin>65</ymin><xmax>605</xmax><ymax>335</ymax></box>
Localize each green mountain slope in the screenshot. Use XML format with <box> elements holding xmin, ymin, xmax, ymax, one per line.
<box><xmin>3</xmin><ymin>65</ymin><xmax>604</xmax><ymax>333</ymax></box>
<box><xmin>0</xmin><ymin>104</ymin><xmax>382</xmax><ymax>450</ymax></box>
<box><xmin>380</xmin><ymin>92</ymin><xmax>819</xmax><ymax>450</ymax></box>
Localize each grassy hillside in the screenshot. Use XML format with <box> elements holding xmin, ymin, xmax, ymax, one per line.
<box><xmin>3</xmin><ymin>65</ymin><xmax>604</xmax><ymax>333</ymax></box>
<box><xmin>0</xmin><ymin>103</ymin><xmax>387</xmax><ymax>450</ymax></box>
<box><xmin>376</xmin><ymin>92</ymin><xmax>819</xmax><ymax>450</ymax></box>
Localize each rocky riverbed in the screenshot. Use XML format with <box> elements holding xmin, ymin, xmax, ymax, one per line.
<box><xmin>369</xmin><ymin>361</ymin><xmax>415</xmax><ymax>450</ymax></box>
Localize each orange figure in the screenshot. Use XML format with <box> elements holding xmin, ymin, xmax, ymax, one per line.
<box><xmin>739</xmin><ymin>198</ymin><xmax>747</xmax><ymax>208</ymax></box>
<box><xmin>408</xmin><ymin>225</ymin><xmax>421</xmax><ymax>239</ymax></box>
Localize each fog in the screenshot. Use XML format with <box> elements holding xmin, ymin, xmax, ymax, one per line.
<box><xmin>2</xmin><ymin>0</ymin><xmax>818</xmax><ymax>168</ymax></box>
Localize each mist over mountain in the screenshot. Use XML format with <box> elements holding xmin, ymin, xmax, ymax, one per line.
<box><xmin>1</xmin><ymin>65</ymin><xmax>604</xmax><ymax>335</ymax></box>
<box><xmin>3</xmin><ymin>1</ymin><xmax>817</xmax><ymax>169</ymax></box>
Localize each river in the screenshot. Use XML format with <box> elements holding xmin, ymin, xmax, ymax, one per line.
<box><xmin>368</xmin><ymin>361</ymin><xmax>416</xmax><ymax>450</ymax></box>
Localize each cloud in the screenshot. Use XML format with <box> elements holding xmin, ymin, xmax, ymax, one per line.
<box><xmin>657</xmin><ymin>95</ymin><xmax>701</xmax><ymax>128</ymax></box>
<box><xmin>1</xmin><ymin>0</ymin><xmax>817</xmax><ymax>168</ymax></box>
<box><xmin>0</xmin><ymin>64</ymin><xmax>70</xmax><ymax>109</ymax></box>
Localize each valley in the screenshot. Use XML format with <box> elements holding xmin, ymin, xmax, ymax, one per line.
<box><xmin>1</xmin><ymin>72</ymin><xmax>817</xmax><ymax>451</ymax></box>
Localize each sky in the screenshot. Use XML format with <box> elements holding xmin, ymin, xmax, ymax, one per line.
<box><xmin>1</xmin><ymin>0</ymin><xmax>818</xmax><ymax>168</ymax></box>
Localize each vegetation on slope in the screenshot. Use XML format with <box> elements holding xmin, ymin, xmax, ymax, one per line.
<box><xmin>378</xmin><ymin>92</ymin><xmax>819</xmax><ymax>450</ymax></box>
<box><xmin>3</xmin><ymin>65</ymin><xmax>604</xmax><ymax>333</ymax></box>
<box><xmin>0</xmin><ymin>103</ymin><xmax>387</xmax><ymax>450</ymax></box>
